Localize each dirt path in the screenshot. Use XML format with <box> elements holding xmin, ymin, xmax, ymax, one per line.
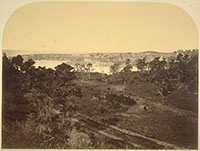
<box><xmin>73</xmin><ymin>113</ymin><xmax>183</xmax><ymax>149</ymax></box>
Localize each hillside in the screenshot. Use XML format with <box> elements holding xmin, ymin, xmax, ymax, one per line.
<box><xmin>20</xmin><ymin>51</ymin><xmax>175</xmax><ymax>64</ymax></box>
<box><xmin>2</xmin><ymin>50</ymin><xmax>198</xmax><ymax>149</ymax></box>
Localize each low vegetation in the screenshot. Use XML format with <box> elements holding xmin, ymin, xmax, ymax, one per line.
<box><xmin>2</xmin><ymin>49</ymin><xmax>198</xmax><ymax>149</ymax></box>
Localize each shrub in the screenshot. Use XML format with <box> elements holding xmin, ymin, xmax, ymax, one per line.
<box><xmin>67</xmin><ymin>128</ymin><xmax>92</xmax><ymax>149</ymax></box>
<box><xmin>106</xmin><ymin>93</ymin><xmax>136</xmax><ymax>106</ymax></box>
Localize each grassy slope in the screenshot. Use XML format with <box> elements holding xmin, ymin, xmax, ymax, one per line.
<box><xmin>72</xmin><ymin>78</ymin><xmax>198</xmax><ymax>149</ymax></box>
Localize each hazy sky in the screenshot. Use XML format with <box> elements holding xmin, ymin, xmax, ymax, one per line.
<box><xmin>3</xmin><ymin>2</ymin><xmax>198</xmax><ymax>54</ymax></box>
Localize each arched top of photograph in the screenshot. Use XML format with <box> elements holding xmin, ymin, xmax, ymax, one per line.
<box><xmin>1</xmin><ymin>1</ymin><xmax>199</xmax><ymax>150</ymax></box>
<box><xmin>3</xmin><ymin>1</ymin><xmax>198</xmax><ymax>55</ymax></box>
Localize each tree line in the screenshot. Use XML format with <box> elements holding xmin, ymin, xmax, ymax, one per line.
<box><xmin>108</xmin><ymin>49</ymin><xmax>198</xmax><ymax>95</ymax></box>
<box><xmin>2</xmin><ymin>53</ymin><xmax>82</xmax><ymax>148</ymax></box>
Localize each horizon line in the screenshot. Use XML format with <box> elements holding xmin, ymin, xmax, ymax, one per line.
<box><xmin>3</xmin><ymin>49</ymin><xmax>192</xmax><ymax>56</ymax></box>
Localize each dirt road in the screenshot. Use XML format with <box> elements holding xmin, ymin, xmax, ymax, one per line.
<box><xmin>73</xmin><ymin>113</ymin><xmax>183</xmax><ymax>149</ymax></box>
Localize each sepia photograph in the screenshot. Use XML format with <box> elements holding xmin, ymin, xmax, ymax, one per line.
<box><xmin>1</xmin><ymin>0</ymin><xmax>199</xmax><ymax>149</ymax></box>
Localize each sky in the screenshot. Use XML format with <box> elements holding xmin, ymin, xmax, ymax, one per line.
<box><xmin>2</xmin><ymin>2</ymin><xmax>199</xmax><ymax>55</ymax></box>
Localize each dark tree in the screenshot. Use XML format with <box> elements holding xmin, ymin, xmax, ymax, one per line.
<box><xmin>135</xmin><ymin>57</ymin><xmax>147</xmax><ymax>72</ymax></box>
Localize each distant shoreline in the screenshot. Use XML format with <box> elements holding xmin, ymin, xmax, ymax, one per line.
<box><xmin>3</xmin><ymin>49</ymin><xmax>176</xmax><ymax>57</ymax></box>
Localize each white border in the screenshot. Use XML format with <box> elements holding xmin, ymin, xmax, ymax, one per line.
<box><xmin>0</xmin><ymin>0</ymin><xmax>199</xmax><ymax>150</ymax></box>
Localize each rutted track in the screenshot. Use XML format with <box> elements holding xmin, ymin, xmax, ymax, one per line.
<box><xmin>73</xmin><ymin>113</ymin><xmax>183</xmax><ymax>149</ymax></box>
